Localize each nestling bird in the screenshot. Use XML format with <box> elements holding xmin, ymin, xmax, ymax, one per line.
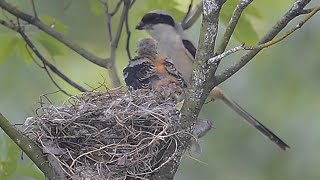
<box><xmin>123</xmin><ymin>38</ymin><xmax>187</xmax><ymax>101</ymax></box>
<box><xmin>136</xmin><ymin>10</ymin><xmax>289</xmax><ymax>150</ymax></box>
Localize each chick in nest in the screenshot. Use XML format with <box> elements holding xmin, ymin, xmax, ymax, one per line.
<box><xmin>123</xmin><ymin>38</ymin><xmax>187</xmax><ymax>101</ymax></box>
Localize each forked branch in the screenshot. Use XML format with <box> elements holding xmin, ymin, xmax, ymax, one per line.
<box><xmin>214</xmin><ymin>0</ymin><xmax>318</xmax><ymax>85</ymax></box>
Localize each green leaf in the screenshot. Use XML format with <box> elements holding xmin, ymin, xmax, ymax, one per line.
<box><xmin>90</xmin><ymin>0</ymin><xmax>105</xmax><ymax>16</ymax></box>
<box><xmin>40</xmin><ymin>16</ymin><xmax>68</xmax><ymax>33</ymax></box>
<box><xmin>16</xmin><ymin>165</ymin><xmax>44</xmax><ymax>180</ymax></box>
<box><xmin>0</xmin><ymin>34</ymin><xmax>19</xmax><ymax>64</ymax></box>
<box><xmin>220</xmin><ymin>0</ymin><xmax>260</xmax><ymax>44</ymax></box>
<box><xmin>6</xmin><ymin>139</ymin><xmax>20</xmax><ymax>160</ymax></box>
<box><xmin>0</xmin><ymin>159</ymin><xmax>17</xmax><ymax>177</ymax></box>
<box><xmin>134</xmin><ymin>0</ymin><xmax>185</xmax><ymax>22</ymax></box>
<box><xmin>0</xmin><ymin>135</ymin><xmax>19</xmax><ymax>177</ymax></box>
<box><xmin>16</xmin><ymin>39</ymin><xmax>33</xmax><ymax>64</ymax></box>
<box><xmin>233</xmin><ymin>16</ymin><xmax>259</xmax><ymax>45</ymax></box>
<box><xmin>37</xmin><ymin>32</ymin><xmax>67</xmax><ymax>57</ymax></box>
<box><xmin>174</xmin><ymin>0</ymin><xmax>202</xmax><ymax>13</ymax></box>
<box><xmin>245</xmin><ymin>5</ymin><xmax>263</xmax><ymax>19</ymax></box>
<box><xmin>149</xmin><ymin>0</ymin><xmax>185</xmax><ymax>20</ymax></box>
<box><xmin>36</xmin><ymin>16</ymin><xmax>68</xmax><ymax>57</ymax></box>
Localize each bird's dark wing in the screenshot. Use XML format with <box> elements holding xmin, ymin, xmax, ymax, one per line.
<box><xmin>123</xmin><ymin>57</ymin><xmax>157</xmax><ymax>89</ymax></box>
<box><xmin>182</xmin><ymin>39</ymin><xmax>196</xmax><ymax>58</ymax></box>
<box><xmin>163</xmin><ymin>57</ymin><xmax>187</xmax><ymax>88</ymax></box>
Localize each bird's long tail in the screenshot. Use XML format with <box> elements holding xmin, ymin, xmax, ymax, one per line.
<box><xmin>209</xmin><ymin>87</ymin><xmax>290</xmax><ymax>150</ymax></box>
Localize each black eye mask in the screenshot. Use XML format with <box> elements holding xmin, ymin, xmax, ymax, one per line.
<box><xmin>141</xmin><ymin>13</ymin><xmax>175</xmax><ymax>28</ymax></box>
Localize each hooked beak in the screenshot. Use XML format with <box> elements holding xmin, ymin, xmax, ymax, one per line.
<box><xmin>136</xmin><ymin>22</ymin><xmax>145</xmax><ymax>30</ymax></box>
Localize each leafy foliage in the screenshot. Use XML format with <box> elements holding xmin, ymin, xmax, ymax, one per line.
<box><xmin>37</xmin><ymin>32</ymin><xmax>68</xmax><ymax>57</ymax></box>
<box><xmin>133</xmin><ymin>0</ymin><xmax>185</xmax><ymax>22</ymax></box>
<box><xmin>39</xmin><ymin>16</ymin><xmax>69</xmax><ymax>34</ymax></box>
<box><xmin>0</xmin><ymin>35</ymin><xmax>19</xmax><ymax>64</ymax></box>
<box><xmin>35</xmin><ymin>16</ymin><xmax>69</xmax><ymax>57</ymax></box>
<box><xmin>90</xmin><ymin>0</ymin><xmax>105</xmax><ymax>16</ymax></box>
<box><xmin>16</xmin><ymin>40</ymin><xmax>33</xmax><ymax>64</ymax></box>
<box><xmin>220</xmin><ymin>0</ymin><xmax>263</xmax><ymax>45</ymax></box>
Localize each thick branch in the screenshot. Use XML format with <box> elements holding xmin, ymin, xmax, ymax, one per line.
<box><xmin>0</xmin><ymin>113</ymin><xmax>61</xmax><ymax>180</ymax></box>
<box><xmin>0</xmin><ymin>0</ymin><xmax>110</xmax><ymax>68</ymax></box>
<box><xmin>181</xmin><ymin>0</ymin><xmax>226</xmax><ymax>127</ymax></box>
<box><xmin>153</xmin><ymin>1</ymin><xmax>227</xmax><ymax>179</ymax></box>
<box><xmin>215</xmin><ymin>0</ymin><xmax>314</xmax><ymax>85</ymax></box>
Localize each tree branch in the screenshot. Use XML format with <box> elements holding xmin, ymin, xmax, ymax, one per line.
<box><xmin>216</xmin><ymin>0</ymin><xmax>253</xmax><ymax>55</ymax></box>
<box><xmin>181</xmin><ymin>0</ymin><xmax>193</xmax><ymax>26</ymax></box>
<box><xmin>100</xmin><ymin>0</ymin><xmax>131</xmax><ymax>87</ymax></box>
<box><xmin>152</xmin><ymin>1</ymin><xmax>227</xmax><ymax>179</ymax></box>
<box><xmin>214</xmin><ymin>0</ymin><xmax>315</xmax><ymax>85</ymax></box>
<box><xmin>0</xmin><ymin>0</ymin><xmax>110</xmax><ymax>68</ymax></box>
<box><xmin>0</xmin><ymin>18</ymin><xmax>88</xmax><ymax>93</ymax></box>
<box><xmin>209</xmin><ymin>6</ymin><xmax>320</xmax><ymax>65</ymax></box>
<box><xmin>30</xmin><ymin>0</ymin><xmax>38</xmax><ymax>19</ymax></box>
<box><xmin>0</xmin><ymin>113</ymin><xmax>62</xmax><ymax>180</ymax></box>
<box><xmin>125</xmin><ymin>0</ymin><xmax>135</xmax><ymax>61</ymax></box>
<box><xmin>21</xmin><ymin>31</ymin><xmax>87</xmax><ymax>92</ymax></box>
<box><xmin>124</xmin><ymin>3</ymin><xmax>133</xmax><ymax>61</ymax></box>
<box><xmin>181</xmin><ymin>1</ymin><xmax>203</xmax><ymax>30</ymax></box>
<box><xmin>109</xmin><ymin>0</ymin><xmax>123</xmax><ymax>16</ymax></box>
<box><xmin>182</xmin><ymin>0</ymin><xmax>227</xmax><ymax>127</ymax></box>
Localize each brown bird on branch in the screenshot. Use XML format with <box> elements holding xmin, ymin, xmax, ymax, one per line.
<box><xmin>123</xmin><ymin>38</ymin><xmax>187</xmax><ymax>101</ymax></box>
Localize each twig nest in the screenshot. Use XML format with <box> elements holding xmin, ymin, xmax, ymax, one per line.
<box><xmin>24</xmin><ymin>88</ymin><xmax>183</xmax><ymax>179</ymax></box>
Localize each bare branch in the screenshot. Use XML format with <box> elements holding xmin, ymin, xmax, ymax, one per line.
<box><xmin>181</xmin><ymin>1</ymin><xmax>203</xmax><ymax>30</ymax></box>
<box><xmin>210</xmin><ymin>6</ymin><xmax>320</xmax><ymax>65</ymax></box>
<box><xmin>107</xmin><ymin>0</ymin><xmax>131</xmax><ymax>87</ymax></box>
<box><xmin>209</xmin><ymin>44</ymin><xmax>246</xmax><ymax>65</ymax></box>
<box><xmin>19</xmin><ymin>30</ymin><xmax>88</xmax><ymax>92</ymax></box>
<box><xmin>216</xmin><ymin>0</ymin><xmax>253</xmax><ymax>55</ymax></box>
<box><xmin>181</xmin><ymin>0</ymin><xmax>193</xmax><ymax>25</ymax></box>
<box><xmin>125</xmin><ymin>8</ymin><xmax>132</xmax><ymax>61</ymax></box>
<box><xmin>0</xmin><ymin>113</ymin><xmax>63</xmax><ymax>180</ymax></box>
<box><xmin>44</xmin><ymin>66</ymin><xmax>71</xmax><ymax>96</ymax></box>
<box><xmin>0</xmin><ymin>0</ymin><xmax>110</xmax><ymax>68</ymax></box>
<box><xmin>110</xmin><ymin>0</ymin><xmax>123</xmax><ymax>16</ymax></box>
<box><xmin>124</xmin><ymin>0</ymin><xmax>136</xmax><ymax>61</ymax></box>
<box><xmin>0</xmin><ymin>17</ymin><xmax>17</xmax><ymax>30</ymax></box>
<box><xmin>99</xmin><ymin>0</ymin><xmax>132</xmax><ymax>87</ymax></box>
<box><xmin>215</xmin><ymin>1</ymin><xmax>316</xmax><ymax>85</ymax></box>
<box><xmin>0</xmin><ymin>18</ymin><xmax>88</xmax><ymax>93</ymax></box>
<box><xmin>100</xmin><ymin>1</ymin><xmax>113</xmax><ymax>42</ymax></box>
<box><xmin>24</xmin><ymin>45</ymin><xmax>70</xmax><ymax>96</ymax></box>
<box><xmin>30</xmin><ymin>0</ymin><xmax>38</xmax><ymax>19</ymax></box>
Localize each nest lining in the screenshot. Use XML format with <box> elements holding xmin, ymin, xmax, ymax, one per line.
<box><xmin>24</xmin><ymin>88</ymin><xmax>184</xmax><ymax>179</ymax></box>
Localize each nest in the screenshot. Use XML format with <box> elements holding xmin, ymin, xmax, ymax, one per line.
<box><xmin>24</xmin><ymin>88</ymin><xmax>184</xmax><ymax>179</ymax></box>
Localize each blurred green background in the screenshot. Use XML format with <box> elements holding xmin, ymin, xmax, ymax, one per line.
<box><xmin>0</xmin><ymin>0</ymin><xmax>319</xmax><ymax>179</ymax></box>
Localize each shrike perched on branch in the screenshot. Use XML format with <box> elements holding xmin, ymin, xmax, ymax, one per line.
<box><xmin>135</xmin><ymin>10</ymin><xmax>289</xmax><ymax>150</ymax></box>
